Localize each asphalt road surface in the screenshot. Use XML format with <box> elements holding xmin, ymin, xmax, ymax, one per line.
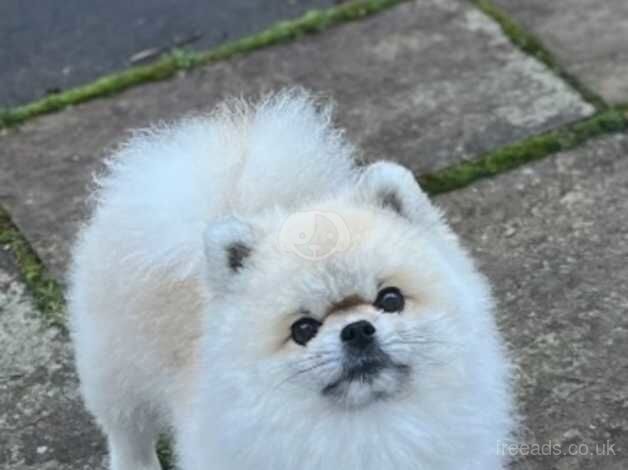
<box><xmin>0</xmin><ymin>0</ymin><xmax>336</xmax><ymax>108</ymax></box>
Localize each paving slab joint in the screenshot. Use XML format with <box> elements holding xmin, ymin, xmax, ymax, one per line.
<box><xmin>157</xmin><ymin>436</ymin><xmax>176</xmax><ymax>470</ymax></box>
<box><xmin>420</xmin><ymin>109</ymin><xmax>627</xmax><ymax>195</ymax></box>
<box><xmin>0</xmin><ymin>205</ymin><xmax>66</xmax><ymax>331</ymax></box>
<box><xmin>470</xmin><ymin>0</ymin><xmax>609</xmax><ymax>112</ymax></box>
<box><xmin>0</xmin><ymin>0</ymin><xmax>409</xmax><ymax>130</ymax></box>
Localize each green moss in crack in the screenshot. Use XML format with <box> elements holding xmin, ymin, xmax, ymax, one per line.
<box><xmin>420</xmin><ymin>109</ymin><xmax>627</xmax><ymax>195</ymax></box>
<box><xmin>0</xmin><ymin>207</ymin><xmax>66</xmax><ymax>330</ymax></box>
<box><xmin>157</xmin><ymin>435</ymin><xmax>176</xmax><ymax>470</ymax></box>
<box><xmin>471</xmin><ymin>0</ymin><xmax>607</xmax><ymax>111</ymax></box>
<box><xmin>0</xmin><ymin>0</ymin><xmax>407</xmax><ymax>129</ymax></box>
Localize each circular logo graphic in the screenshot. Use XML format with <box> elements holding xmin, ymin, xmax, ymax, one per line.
<box><xmin>278</xmin><ymin>211</ymin><xmax>352</xmax><ymax>260</ymax></box>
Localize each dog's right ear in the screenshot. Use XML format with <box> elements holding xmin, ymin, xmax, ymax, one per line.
<box><xmin>204</xmin><ymin>216</ymin><xmax>256</xmax><ymax>291</ymax></box>
<box><xmin>355</xmin><ymin>161</ymin><xmax>443</xmax><ymax>228</ymax></box>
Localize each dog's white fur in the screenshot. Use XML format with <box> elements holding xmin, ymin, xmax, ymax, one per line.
<box><xmin>68</xmin><ymin>89</ymin><xmax>513</xmax><ymax>470</ymax></box>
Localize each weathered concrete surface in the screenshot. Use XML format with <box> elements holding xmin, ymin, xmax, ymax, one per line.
<box><xmin>437</xmin><ymin>133</ymin><xmax>628</xmax><ymax>469</ymax></box>
<box><xmin>0</xmin><ymin>248</ymin><xmax>106</xmax><ymax>469</ymax></box>
<box><xmin>0</xmin><ymin>0</ymin><xmax>593</xmax><ymax>278</ymax></box>
<box><xmin>492</xmin><ymin>0</ymin><xmax>628</xmax><ymax>105</ymax></box>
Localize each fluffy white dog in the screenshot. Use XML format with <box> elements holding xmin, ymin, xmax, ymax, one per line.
<box><xmin>68</xmin><ymin>89</ymin><xmax>513</xmax><ymax>470</ymax></box>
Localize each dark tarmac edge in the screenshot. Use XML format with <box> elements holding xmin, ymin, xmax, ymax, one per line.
<box><xmin>0</xmin><ymin>0</ymin><xmax>409</xmax><ymax>130</ymax></box>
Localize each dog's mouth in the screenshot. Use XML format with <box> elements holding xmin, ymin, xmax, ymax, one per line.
<box><xmin>321</xmin><ymin>349</ymin><xmax>410</xmax><ymax>405</ymax></box>
<box><xmin>322</xmin><ymin>359</ymin><xmax>386</xmax><ymax>394</ymax></box>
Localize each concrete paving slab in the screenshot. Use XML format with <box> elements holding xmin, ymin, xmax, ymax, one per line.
<box><xmin>0</xmin><ymin>0</ymin><xmax>593</xmax><ymax>278</ymax></box>
<box><xmin>437</xmin><ymin>132</ymin><xmax>628</xmax><ymax>469</ymax></box>
<box><xmin>492</xmin><ymin>0</ymin><xmax>628</xmax><ymax>105</ymax></box>
<box><xmin>0</xmin><ymin>249</ymin><xmax>106</xmax><ymax>469</ymax></box>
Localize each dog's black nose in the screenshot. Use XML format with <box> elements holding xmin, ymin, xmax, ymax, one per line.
<box><xmin>341</xmin><ymin>320</ymin><xmax>376</xmax><ymax>350</ymax></box>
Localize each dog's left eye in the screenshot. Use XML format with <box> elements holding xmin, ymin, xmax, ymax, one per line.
<box><xmin>291</xmin><ymin>317</ymin><xmax>322</xmax><ymax>346</ymax></box>
<box><xmin>374</xmin><ymin>287</ymin><xmax>405</xmax><ymax>313</ymax></box>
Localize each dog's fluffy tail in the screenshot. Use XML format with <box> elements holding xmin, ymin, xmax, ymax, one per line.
<box><xmin>73</xmin><ymin>89</ymin><xmax>357</xmax><ymax>280</ymax></box>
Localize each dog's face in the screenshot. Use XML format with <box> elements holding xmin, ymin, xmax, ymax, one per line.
<box><xmin>202</xmin><ymin>162</ymin><xmax>489</xmax><ymax>412</ymax></box>
<box><xmin>255</xmin><ymin>214</ymin><xmax>461</xmax><ymax>409</ymax></box>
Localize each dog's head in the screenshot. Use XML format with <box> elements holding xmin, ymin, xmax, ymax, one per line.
<box><xmin>200</xmin><ymin>162</ymin><xmax>497</xmax><ymax>413</ymax></box>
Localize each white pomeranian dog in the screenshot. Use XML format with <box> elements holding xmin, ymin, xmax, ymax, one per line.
<box><xmin>68</xmin><ymin>89</ymin><xmax>513</xmax><ymax>470</ymax></box>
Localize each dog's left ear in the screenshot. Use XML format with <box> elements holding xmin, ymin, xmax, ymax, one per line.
<box><xmin>204</xmin><ymin>216</ymin><xmax>257</xmax><ymax>291</ymax></box>
<box><xmin>355</xmin><ymin>161</ymin><xmax>442</xmax><ymax>227</ymax></box>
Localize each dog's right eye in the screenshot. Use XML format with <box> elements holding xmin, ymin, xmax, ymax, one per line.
<box><xmin>291</xmin><ymin>317</ymin><xmax>322</xmax><ymax>346</ymax></box>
